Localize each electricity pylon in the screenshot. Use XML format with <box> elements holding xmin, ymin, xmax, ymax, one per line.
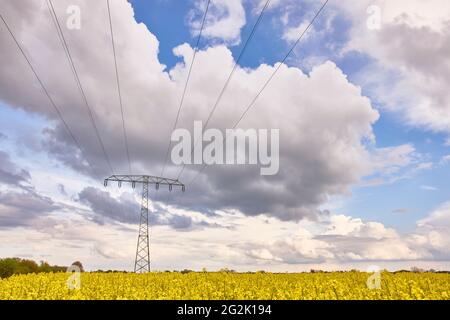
<box><xmin>104</xmin><ymin>175</ymin><xmax>185</xmax><ymax>273</ymax></box>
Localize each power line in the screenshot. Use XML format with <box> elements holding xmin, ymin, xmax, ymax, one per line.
<box><xmin>107</xmin><ymin>0</ymin><xmax>132</xmax><ymax>174</ymax></box>
<box><xmin>201</xmin><ymin>0</ymin><xmax>272</xmax><ymax>132</ymax></box>
<box><xmin>46</xmin><ymin>0</ymin><xmax>69</xmax><ymax>63</ymax></box>
<box><xmin>187</xmin><ymin>0</ymin><xmax>330</xmax><ymax>185</ymax></box>
<box><xmin>0</xmin><ymin>14</ymin><xmax>85</xmax><ymax>158</ymax></box>
<box><xmin>160</xmin><ymin>0</ymin><xmax>211</xmax><ymax>177</ymax></box>
<box><xmin>176</xmin><ymin>0</ymin><xmax>272</xmax><ymax>180</ymax></box>
<box><xmin>47</xmin><ymin>0</ymin><xmax>115</xmax><ymax>174</ymax></box>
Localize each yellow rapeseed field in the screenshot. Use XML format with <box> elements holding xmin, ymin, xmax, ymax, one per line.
<box><xmin>0</xmin><ymin>271</ymin><xmax>449</xmax><ymax>300</ymax></box>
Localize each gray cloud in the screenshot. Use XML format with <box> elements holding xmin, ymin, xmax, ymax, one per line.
<box><xmin>169</xmin><ymin>214</ymin><xmax>193</xmax><ymax>230</ymax></box>
<box><xmin>373</xmin><ymin>22</ymin><xmax>450</xmax><ymax>134</ymax></box>
<box><xmin>337</xmin><ymin>0</ymin><xmax>450</xmax><ymax>137</ymax></box>
<box><xmin>0</xmin><ymin>0</ymin><xmax>379</xmax><ymax>221</ymax></box>
<box><xmin>0</xmin><ymin>150</ymin><xmax>31</xmax><ymax>186</ymax></box>
<box><xmin>0</xmin><ymin>149</ymin><xmax>57</xmax><ymax>228</ymax></box>
<box><xmin>188</xmin><ymin>0</ymin><xmax>246</xmax><ymax>46</ymax></box>
<box><xmin>57</xmin><ymin>183</ymin><xmax>67</xmax><ymax>196</ymax></box>
<box><xmin>0</xmin><ymin>189</ymin><xmax>59</xmax><ymax>228</ymax></box>
<box><xmin>77</xmin><ymin>186</ymin><xmax>218</xmax><ymax>230</ymax></box>
<box><xmin>241</xmin><ymin>211</ymin><xmax>450</xmax><ymax>264</ymax></box>
<box><xmin>78</xmin><ymin>187</ymin><xmax>139</xmax><ymax>225</ymax></box>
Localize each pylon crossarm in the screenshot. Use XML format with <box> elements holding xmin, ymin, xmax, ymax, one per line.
<box><xmin>104</xmin><ymin>174</ymin><xmax>185</xmax><ymax>191</ymax></box>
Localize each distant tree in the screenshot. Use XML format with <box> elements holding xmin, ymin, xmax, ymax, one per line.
<box><xmin>219</xmin><ymin>268</ymin><xmax>235</xmax><ymax>273</ymax></box>
<box><xmin>52</xmin><ymin>265</ymin><xmax>67</xmax><ymax>273</ymax></box>
<box><xmin>310</xmin><ymin>269</ymin><xmax>324</xmax><ymax>273</ymax></box>
<box><xmin>181</xmin><ymin>269</ymin><xmax>193</xmax><ymax>274</ymax></box>
<box><xmin>0</xmin><ymin>258</ymin><xmax>72</xmax><ymax>278</ymax></box>
<box><xmin>0</xmin><ymin>258</ymin><xmax>39</xmax><ymax>278</ymax></box>
<box><xmin>0</xmin><ymin>258</ymin><xmax>18</xmax><ymax>278</ymax></box>
<box><xmin>39</xmin><ymin>261</ymin><xmax>52</xmax><ymax>273</ymax></box>
<box><xmin>70</xmin><ymin>261</ymin><xmax>84</xmax><ymax>272</ymax></box>
<box><xmin>19</xmin><ymin>259</ymin><xmax>39</xmax><ymax>274</ymax></box>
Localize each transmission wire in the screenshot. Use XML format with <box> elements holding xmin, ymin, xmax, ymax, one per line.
<box><xmin>187</xmin><ymin>0</ymin><xmax>330</xmax><ymax>185</ymax></box>
<box><xmin>47</xmin><ymin>0</ymin><xmax>115</xmax><ymax>174</ymax></box>
<box><xmin>160</xmin><ymin>0</ymin><xmax>211</xmax><ymax>178</ymax></box>
<box><xmin>107</xmin><ymin>0</ymin><xmax>132</xmax><ymax>174</ymax></box>
<box><xmin>176</xmin><ymin>0</ymin><xmax>272</xmax><ymax>180</ymax></box>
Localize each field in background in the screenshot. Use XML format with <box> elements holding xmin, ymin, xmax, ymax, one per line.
<box><xmin>0</xmin><ymin>271</ymin><xmax>448</xmax><ymax>300</ymax></box>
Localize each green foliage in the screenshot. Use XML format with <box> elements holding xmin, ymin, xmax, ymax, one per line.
<box><xmin>0</xmin><ymin>258</ymin><xmax>37</xmax><ymax>278</ymax></box>
<box><xmin>219</xmin><ymin>268</ymin><xmax>235</xmax><ymax>273</ymax></box>
<box><xmin>0</xmin><ymin>257</ymin><xmax>69</xmax><ymax>278</ymax></box>
<box><xmin>180</xmin><ymin>269</ymin><xmax>193</xmax><ymax>274</ymax></box>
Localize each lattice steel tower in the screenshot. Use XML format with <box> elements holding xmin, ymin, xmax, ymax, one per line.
<box><xmin>104</xmin><ymin>175</ymin><xmax>185</xmax><ymax>273</ymax></box>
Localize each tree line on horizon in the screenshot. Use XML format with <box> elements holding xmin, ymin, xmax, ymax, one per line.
<box><xmin>0</xmin><ymin>257</ymin><xmax>84</xmax><ymax>278</ymax></box>
<box><xmin>1</xmin><ymin>257</ymin><xmax>447</xmax><ymax>278</ymax></box>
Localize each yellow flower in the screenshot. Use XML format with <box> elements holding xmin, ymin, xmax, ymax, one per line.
<box><xmin>0</xmin><ymin>271</ymin><xmax>448</xmax><ymax>300</ymax></box>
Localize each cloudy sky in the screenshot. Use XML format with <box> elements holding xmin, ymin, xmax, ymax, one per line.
<box><xmin>0</xmin><ymin>0</ymin><xmax>449</xmax><ymax>271</ymax></box>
